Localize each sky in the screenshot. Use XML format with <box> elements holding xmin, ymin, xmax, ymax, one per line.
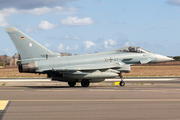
<box><xmin>0</xmin><ymin>0</ymin><xmax>180</xmax><ymax>56</ymax></box>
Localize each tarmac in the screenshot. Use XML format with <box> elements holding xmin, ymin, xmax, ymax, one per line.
<box><xmin>0</xmin><ymin>77</ymin><xmax>180</xmax><ymax>120</ymax></box>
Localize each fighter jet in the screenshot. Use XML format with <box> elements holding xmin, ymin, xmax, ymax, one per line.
<box><xmin>6</xmin><ymin>27</ymin><xmax>173</xmax><ymax>87</ymax></box>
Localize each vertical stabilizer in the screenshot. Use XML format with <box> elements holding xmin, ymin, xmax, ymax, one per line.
<box><xmin>6</xmin><ymin>27</ymin><xmax>53</xmax><ymax>59</ymax></box>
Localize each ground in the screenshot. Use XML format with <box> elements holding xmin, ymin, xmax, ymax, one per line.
<box><xmin>0</xmin><ymin>65</ymin><xmax>180</xmax><ymax>78</ymax></box>
<box><xmin>123</xmin><ymin>66</ymin><xmax>180</xmax><ymax>77</ymax></box>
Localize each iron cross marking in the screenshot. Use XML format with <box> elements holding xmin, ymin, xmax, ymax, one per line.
<box><xmin>109</xmin><ymin>57</ymin><xmax>113</xmax><ymax>62</ymax></box>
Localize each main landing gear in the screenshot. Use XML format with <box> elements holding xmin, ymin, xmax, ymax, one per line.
<box><xmin>119</xmin><ymin>73</ymin><xmax>125</xmax><ymax>86</ymax></box>
<box><xmin>68</xmin><ymin>80</ymin><xmax>90</xmax><ymax>87</ymax></box>
<box><xmin>68</xmin><ymin>82</ymin><xmax>76</xmax><ymax>87</ymax></box>
<box><xmin>81</xmin><ymin>79</ymin><xmax>90</xmax><ymax>87</ymax></box>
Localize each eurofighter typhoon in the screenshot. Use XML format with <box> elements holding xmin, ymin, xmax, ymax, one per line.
<box><xmin>6</xmin><ymin>27</ymin><xmax>173</xmax><ymax>87</ymax></box>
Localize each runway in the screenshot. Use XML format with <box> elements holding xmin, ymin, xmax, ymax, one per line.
<box><xmin>0</xmin><ymin>77</ymin><xmax>180</xmax><ymax>120</ymax></box>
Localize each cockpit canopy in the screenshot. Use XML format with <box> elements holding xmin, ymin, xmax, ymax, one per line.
<box><xmin>116</xmin><ymin>46</ymin><xmax>150</xmax><ymax>53</ymax></box>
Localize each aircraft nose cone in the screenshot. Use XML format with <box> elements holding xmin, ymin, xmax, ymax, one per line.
<box><xmin>156</xmin><ymin>54</ymin><xmax>174</xmax><ymax>62</ymax></box>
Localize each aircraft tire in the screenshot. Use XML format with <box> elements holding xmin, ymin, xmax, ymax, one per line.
<box><xmin>68</xmin><ymin>82</ymin><xmax>76</xmax><ymax>87</ymax></box>
<box><xmin>81</xmin><ymin>79</ymin><xmax>90</xmax><ymax>87</ymax></box>
<box><xmin>47</xmin><ymin>73</ymin><xmax>51</xmax><ymax>78</ymax></box>
<box><xmin>120</xmin><ymin>81</ymin><xmax>125</xmax><ymax>86</ymax></box>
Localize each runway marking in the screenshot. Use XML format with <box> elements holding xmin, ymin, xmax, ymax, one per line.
<box><xmin>89</xmin><ymin>89</ymin><xmax>180</xmax><ymax>92</ymax></box>
<box><xmin>106</xmin><ymin>78</ymin><xmax>176</xmax><ymax>81</ymax></box>
<box><xmin>36</xmin><ymin>90</ymin><xmax>77</xmax><ymax>91</ymax></box>
<box><xmin>0</xmin><ymin>78</ymin><xmax>177</xmax><ymax>82</ymax></box>
<box><xmin>0</xmin><ymin>90</ymin><xmax>24</xmax><ymax>91</ymax></box>
<box><xmin>89</xmin><ymin>90</ymin><xmax>130</xmax><ymax>91</ymax></box>
<box><xmin>0</xmin><ymin>101</ymin><xmax>8</xmax><ymax>110</ymax></box>
<box><xmin>0</xmin><ymin>87</ymin><xmax>25</xmax><ymax>89</ymax></box>
<box><xmin>127</xmin><ymin>86</ymin><xmax>154</xmax><ymax>88</ymax></box>
<box><xmin>141</xmin><ymin>89</ymin><xmax>180</xmax><ymax>91</ymax></box>
<box><xmin>0</xmin><ymin>101</ymin><xmax>10</xmax><ymax>120</ymax></box>
<box><xmin>7</xmin><ymin>99</ymin><xmax>180</xmax><ymax>102</ymax></box>
<box><xmin>0</xmin><ymin>79</ymin><xmax>51</xmax><ymax>82</ymax></box>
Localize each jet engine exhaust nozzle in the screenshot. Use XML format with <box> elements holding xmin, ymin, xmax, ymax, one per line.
<box><xmin>19</xmin><ymin>62</ymin><xmax>37</xmax><ymax>73</ymax></box>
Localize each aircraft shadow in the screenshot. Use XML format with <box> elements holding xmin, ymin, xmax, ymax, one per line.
<box><xmin>14</xmin><ymin>86</ymin><xmax>85</xmax><ymax>89</ymax></box>
<box><xmin>13</xmin><ymin>86</ymin><xmax>110</xmax><ymax>89</ymax></box>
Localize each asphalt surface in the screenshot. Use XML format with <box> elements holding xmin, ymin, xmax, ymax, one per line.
<box><xmin>0</xmin><ymin>77</ymin><xmax>180</xmax><ymax>120</ymax></box>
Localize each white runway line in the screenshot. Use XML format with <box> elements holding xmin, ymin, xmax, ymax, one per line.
<box><xmin>105</xmin><ymin>78</ymin><xmax>176</xmax><ymax>81</ymax></box>
<box><xmin>0</xmin><ymin>78</ymin><xmax>51</xmax><ymax>82</ymax></box>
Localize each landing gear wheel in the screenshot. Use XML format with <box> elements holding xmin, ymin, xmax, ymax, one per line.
<box><xmin>119</xmin><ymin>73</ymin><xmax>125</xmax><ymax>87</ymax></box>
<box><xmin>120</xmin><ymin>81</ymin><xmax>125</xmax><ymax>86</ymax></box>
<box><xmin>68</xmin><ymin>82</ymin><xmax>76</xmax><ymax>87</ymax></box>
<box><xmin>81</xmin><ymin>79</ymin><xmax>90</xmax><ymax>87</ymax></box>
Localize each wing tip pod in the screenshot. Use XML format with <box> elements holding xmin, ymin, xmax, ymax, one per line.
<box><xmin>6</xmin><ymin>27</ymin><xmax>18</xmax><ymax>32</ymax></box>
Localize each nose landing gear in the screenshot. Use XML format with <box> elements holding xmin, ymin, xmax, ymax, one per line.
<box><xmin>120</xmin><ymin>81</ymin><xmax>125</xmax><ymax>86</ymax></box>
<box><xmin>119</xmin><ymin>73</ymin><xmax>125</xmax><ymax>86</ymax></box>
